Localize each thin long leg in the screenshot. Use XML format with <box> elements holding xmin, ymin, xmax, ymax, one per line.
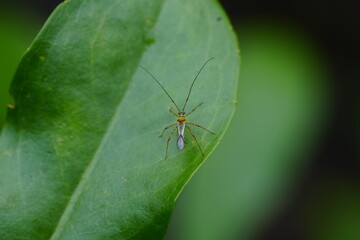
<box><xmin>164</xmin><ymin>127</ymin><xmax>177</xmax><ymax>160</ymax></box>
<box><xmin>186</xmin><ymin>102</ymin><xmax>203</xmax><ymax>117</ymax></box>
<box><xmin>186</xmin><ymin>125</ymin><xmax>204</xmax><ymax>156</ymax></box>
<box><xmin>159</xmin><ymin>123</ymin><xmax>177</xmax><ymax>137</ymax></box>
<box><xmin>168</xmin><ymin>108</ymin><xmax>178</xmax><ymax>117</ymax></box>
<box><xmin>187</xmin><ymin>122</ymin><xmax>215</xmax><ymax>134</ymax></box>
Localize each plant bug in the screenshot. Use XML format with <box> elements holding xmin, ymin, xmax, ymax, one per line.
<box><xmin>140</xmin><ymin>57</ymin><xmax>215</xmax><ymax>160</ymax></box>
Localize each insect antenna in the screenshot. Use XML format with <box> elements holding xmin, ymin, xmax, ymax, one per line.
<box><xmin>182</xmin><ymin>57</ymin><xmax>215</xmax><ymax>112</ymax></box>
<box><xmin>140</xmin><ymin>65</ymin><xmax>181</xmax><ymax>112</ymax></box>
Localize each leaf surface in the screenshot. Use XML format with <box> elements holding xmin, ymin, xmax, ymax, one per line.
<box><xmin>0</xmin><ymin>0</ymin><xmax>239</xmax><ymax>239</ymax></box>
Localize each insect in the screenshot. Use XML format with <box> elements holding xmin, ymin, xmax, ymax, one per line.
<box><xmin>140</xmin><ymin>57</ymin><xmax>215</xmax><ymax>160</ymax></box>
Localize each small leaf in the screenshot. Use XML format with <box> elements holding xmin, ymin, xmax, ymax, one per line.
<box><xmin>0</xmin><ymin>0</ymin><xmax>239</xmax><ymax>239</ymax></box>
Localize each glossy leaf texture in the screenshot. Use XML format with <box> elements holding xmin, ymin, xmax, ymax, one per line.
<box><xmin>0</xmin><ymin>0</ymin><xmax>239</xmax><ymax>239</ymax></box>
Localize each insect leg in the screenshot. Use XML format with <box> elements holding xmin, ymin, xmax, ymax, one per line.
<box><xmin>159</xmin><ymin>123</ymin><xmax>177</xmax><ymax>137</ymax></box>
<box><xmin>168</xmin><ymin>108</ymin><xmax>178</xmax><ymax>117</ymax></box>
<box><xmin>185</xmin><ymin>102</ymin><xmax>203</xmax><ymax>117</ymax></box>
<box><xmin>187</xmin><ymin>122</ymin><xmax>215</xmax><ymax>134</ymax></box>
<box><xmin>165</xmin><ymin>127</ymin><xmax>177</xmax><ymax>160</ymax></box>
<box><xmin>186</xmin><ymin>125</ymin><xmax>204</xmax><ymax>156</ymax></box>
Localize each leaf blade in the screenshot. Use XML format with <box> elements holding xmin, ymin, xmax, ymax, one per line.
<box><xmin>0</xmin><ymin>0</ymin><xmax>239</xmax><ymax>239</ymax></box>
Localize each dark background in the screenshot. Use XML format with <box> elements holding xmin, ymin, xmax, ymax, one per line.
<box><xmin>1</xmin><ymin>0</ymin><xmax>359</xmax><ymax>239</ymax></box>
<box><xmin>225</xmin><ymin>1</ymin><xmax>360</xmax><ymax>238</ymax></box>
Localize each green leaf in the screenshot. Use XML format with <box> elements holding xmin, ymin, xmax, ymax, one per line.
<box><xmin>0</xmin><ymin>0</ymin><xmax>239</xmax><ymax>239</ymax></box>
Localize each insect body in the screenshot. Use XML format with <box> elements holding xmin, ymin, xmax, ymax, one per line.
<box><xmin>176</xmin><ymin>114</ymin><xmax>186</xmax><ymax>150</ymax></box>
<box><xmin>140</xmin><ymin>58</ymin><xmax>215</xmax><ymax>160</ymax></box>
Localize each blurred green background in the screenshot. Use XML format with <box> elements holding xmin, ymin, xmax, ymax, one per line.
<box><xmin>0</xmin><ymin>1</ymin><xmax>359</xmax><ymax>240</ymax></box>
<box><xmin>0</xmin><ymin>5</ymin><xmax>40</xmax><ymax>128</ymax></box>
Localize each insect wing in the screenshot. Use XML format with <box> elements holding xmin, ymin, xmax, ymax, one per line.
<box><xmin>177</xmin><ymin>123</ymin><xmax>186</xmax><ymax>150</ymax></box>
<box><xmin>177</xmin><ymin>123</ymin><xmax>186</xmax><ymax>136</ymax></box>
<box><xmin>177</xmin><ymin>135</ymin><xmax>185</xmax><ymax>150</ymax></box>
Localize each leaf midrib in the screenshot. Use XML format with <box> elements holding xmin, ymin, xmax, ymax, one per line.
<box><xmin>48</xmin><ymin>2</ymin><xmax>165</xmax><ymax>239</ymax></box>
